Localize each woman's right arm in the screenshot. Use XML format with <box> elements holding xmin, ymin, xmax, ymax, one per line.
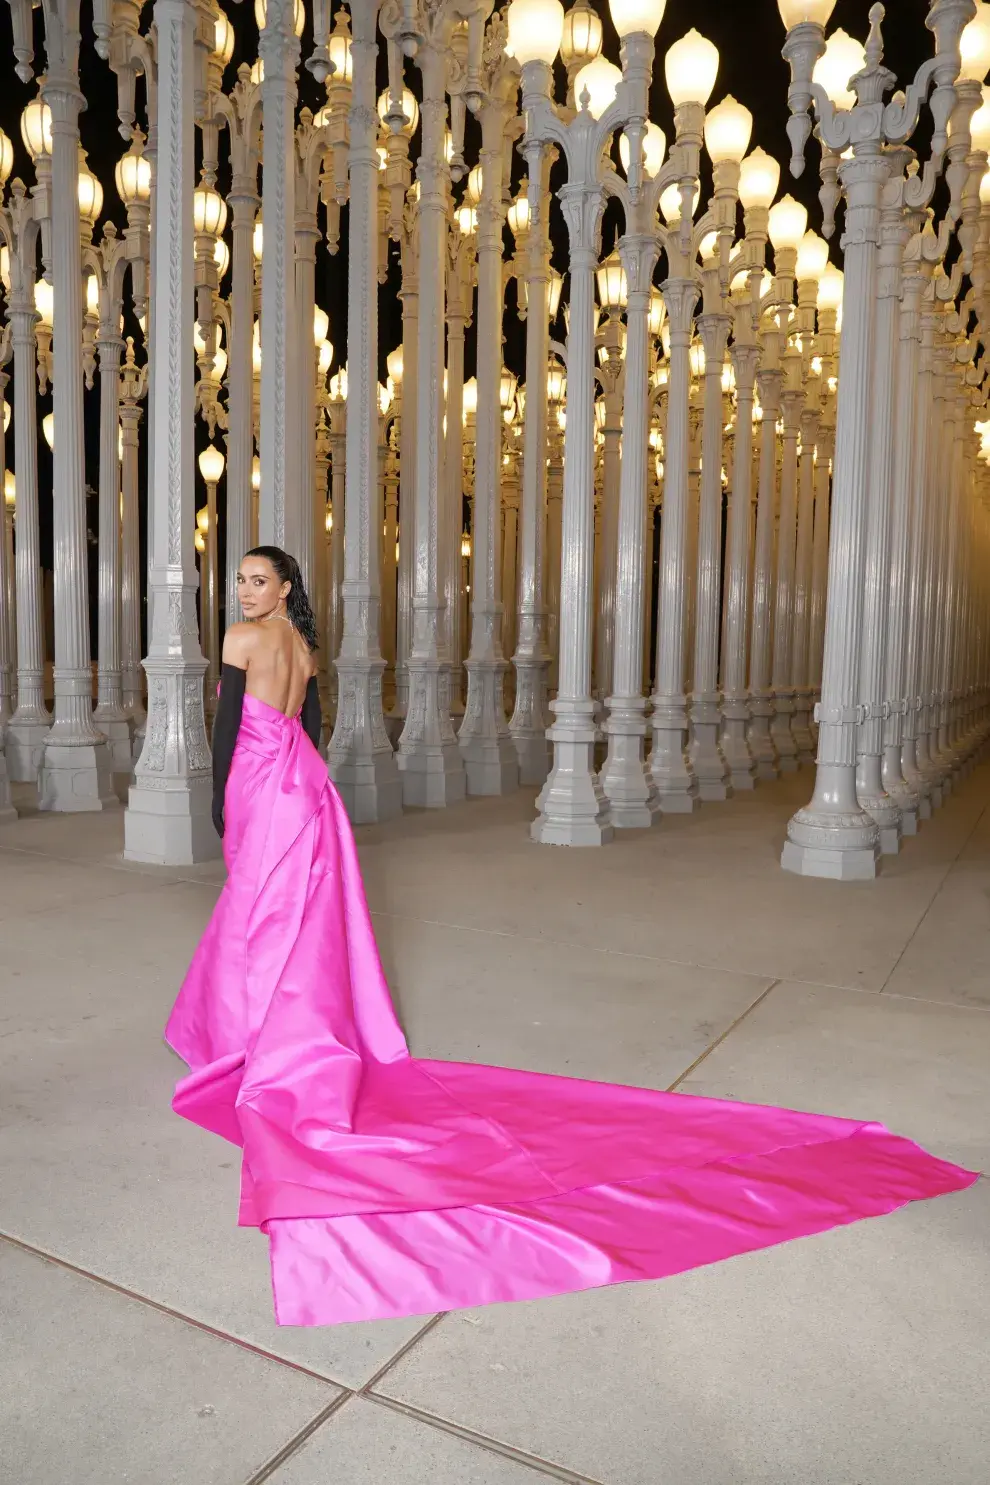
<box><xmin>212</xmin><ymin>626</ymin><xmax>255</xmax><ymax>837</ymax></box>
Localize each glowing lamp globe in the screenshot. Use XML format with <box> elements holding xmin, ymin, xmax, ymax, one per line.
<box><xmin>327</xmin><ymin>24</ymin><xmax>354</xmax><ymax>83</ymax></box>
<box><xmin>3</xmin><ymin>470</ymin><xmax>14</xmax><ymax>509</ymax></box>
<box><xmin>777</xmin><ymin>0</ymin><xmax>837</xmax><ymax>26</ymax></box>
<box><xmin>318</xmin><ymin>340</ymin><xmax>333</xmax><ymax>376</ymax></box>
<box><xmin>981</xmin><ymin>168</ymin><xmax>990</xmax><ymax>203</ymax></box>
<box><xmin>795</xmin><ymin>230</ymin><xmax>830</xmax><ymax>281</ymax></box>
<box><xmin>698</xmin><ymin>230</ymin><xmax>718</xmax><ymax>264</ymax></box>
<box><xmin>506</xmin><ymin>0</ymin><xmax>565</xmax><ymax>66</ymax></box>
<box><xmin>548</xmin><ymin>268</ymin><xmax>564</xmax><ymax>319</ymax></box>
<box><xmin>546</xmin><ymin>363</ymin><xmax>566</xmax><ymax>404</ymax></box>
<box><xmin>659</xmin><ymin>180</ymin><xmax>700</xmax><ymax>224</ymax></box>
<box><xmin>199</xmin><ymin>445</ymin><xmax>225</xmax><ymax>485</ymax></box>
<box><xmin>252</xmin><ymin>220</ymin><xmax>264</xmax><ymax>262</ymax></box>
<box><xmin>574</xmin><ymin>54</ymin><xmax>622</xmax><ymax>118</ymax></box>
<box><xmin>738</xmin><ymin>147</ymin><xmax>781</xmax><ymax>210</ymax></box>
<box><xmin>664</xmin><ymin>29</ymin><xmax>719</xmax><ymax>108</ymax></box>
<box><xmin>499</xmin><ymin>369</ymin><xmax>518</xmax><ymax>410</ymax></box>
<box><xmin>313</xmin><ymin>306</ymin><xmax>329</xmax><ymax>347</ymax></box>
<box><xmin>462</xmin><ymin>378</ymin><xmax>479</xmax><ymax>419</ymax></box>
<box><xmin>648</xmin><ymin>289</ymin><xmax>665</xmax><ymax>336</ymax></box>
<box><xmin>378</xmin><ymin>86</ymin><xmax>419</xmax><ymax>136</ymax></box>
<box><xmin>768</xmin><ymin>194</ymin><xmax>808</xmax><ymax>252</ymax></box>
<box><xmin>703</xmin><ymin>94</ymin><xmax>753</xmax><ymax>164</ymax></box>
<box><xmin>2</xmin><ymin>400</ymin><xmax>9</xmax><ymax>433</ymax></box>
<box><xmin>689</xmin><ymin>342</ymin><xmax>706</xmax><ymax>378</ymax></box>
<box><xmin>0</xmin><ymin>128</ymin><xmax>13</xmax><ymax>187</ymax></box>
<box><xmin>457</xmin><ymin>205</ymin><xmax>478</xmax><ymax>235</ymax></box>
<box><xmin>214</xmin><ymin>10</ymin><xmax>235</xmax><ymax>66</ymax></box>
<box><xmin>619</xmin><ymin>121</ymin><xmax>667</xmax><ymax>178</ymax></box>
<box><xmin>115</xmin><ymin>142</ymin><xmax>152</xmax><ymax>207</ymax></box>
<box><xmin>194</xmin><ymin>184</ymin><xmax>227</xmax><ymax>239</ymax></box>
<box><xmin>467</xmin><ymin>164</ymin><xmax>483</xmax><ymax>205</ymax></box>
<box><xmin>559</xmin><ymin>0</ymin><xmax>603</xmax><ymax>70</ymax></box>
<box><xmin>20</xmin><ymin>98</ymin><xmax>52</xmax><ymax>160</ymax></box>
<box><xmin>254</xmin><ymin>0</ymin><xmax>305</xmax><ymax>39</ymax></box>
<box><xmin>214</xmin><ymin>238</ymin><xmax>230</xmax><ymax>281</ymax></box>
<box><xmin>970</xmin><ymin>86</ymin><xmax>990</xmax><ymax>154</ymax></box>
<box><xmin>251</xmin><ymin>456</ymin><xmax>261</xmax><ymax>493</ymax></box>
<box><xmin>813</xmin><ymin>30</ymin><xmax>865</xmax><ymax>110</ymax></box>
<box><xmin>329</xmin><ymin>368</ymin><xmax>348</xmax><ymax>402</ymax></box>
<box><xmin>507</xmin><ymin>192</ymin><xmax>531</xmax><ymax>238</ymax></box>
<box><xmin>608</xmin><ymin>0</ymin><xmax>666</xmax><ymax>38</ymax></box>
<box><xmin>960</xmin><ymin>3</ymin><xmax>990</xmax><ymax>83</ymax></box>
<box><xmin>34</xmin><ymin>278</ymin><xmax>54</xmax><ymax>328</ymax></box>
<box><xmin>251</xmin><ymin>59</ymin><xmax>264</xmax><ymax>84</ymax></box>
<box><xmin>387</xmin><ymin>347</ymin><xmax>404</xmax><ymax>384</ymax></box>
<box><xmin>817</xmin><ymin>262</ymin><xmax>843</xmax><ymax>311</ymax></box>
<box><xmin>43</xmin><ymin>412</ymin><xmax>54</xmax><ymax>450</ymax></box>
<box><xmin>86</xmin><ymin>274</ymin><xmax>100</xmax><ymax>315</ymax></box>
<box><xmin>596</xmin><ymin>249</ymin><xmax>628</xmax><ymax>312</ymax></box>
<box><xmin>77</xmin><ymin>153</ymin><xmax>104</xmax><ymax>226</ymax></box>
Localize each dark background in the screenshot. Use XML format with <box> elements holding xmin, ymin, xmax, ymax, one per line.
<box><xmin>0</xmin><ymin>0</ymin><xmax>937</xmax><ymax>648</ymax></box>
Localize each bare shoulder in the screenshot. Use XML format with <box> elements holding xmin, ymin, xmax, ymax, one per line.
<box><xmin>222</xmin><ymin>622</ymin><xmax>261</xmax><ymax>667</ymax></box>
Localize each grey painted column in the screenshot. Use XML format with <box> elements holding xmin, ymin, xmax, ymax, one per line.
<box><xmin>118</xmin><ymin>355</ymin><xmax>146</xmax><ymax>741</ymax></box>
<box><xmin>719</xmin><ymin>329</ymin><xmax>759</xmax><ymax>791</ymax></box>
<box><xmin>747</xmin><ymin>342</ymin><xmax>783</xmax><ymax>782</ymax></box>
<box><xmin>92</xmin><ymin>324</ymin><xmax>133</xmax><ymax>771</ymax></box>
<box><xmin>769</xmin><ymin>352</ymin><xmax>804</xmax><ymax>774</ymax></box>
<box><xmin>39</xmin><ymin>41</ymin><xmax>115</xmax><ymax>810</ymax></box>
<box><xmin>292</xmin><ymin>208</ymin><xmax>319</xmax><ymax>594</ymax></box>
<box><xmin>125</xmin><ymin>0</ymin><xmax>216</xmax><ymax>863</ymax></box>
<box><xmin>393</xmin><ymin>219</ymin><xmax>418</xmax><ymax>718</ymax></box>
<box><xmin>224</xmin><ymin>180</ymin><xmax>258</xmax><ymax>620</ymax></box>
<box><xmin>0</xmin><ymin>366</ymin><xmax>14</xmax><ymax>732</ymax></box>
<box><xmin>328</xmin><ymin>2</ymin><xmax>401</xmax><ymax>822</ymax></box>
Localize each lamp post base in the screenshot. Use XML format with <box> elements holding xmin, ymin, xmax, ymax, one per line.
<box><xmin>38</xmin><ymin>741</ymin><xmax>119</xmax><ymax>813</ymax></box>
<box><xmin>532</xmin><ymin>703</ymin><xmax>613</xmax><ymax>846</ymax></box>
<box><xmin>124</xmin><ymin>774</ymin><xmax>221</xmax><ymax>865</ymax></box>
<box><xmin>5</xmin><ymin>718</ymin><xmax>52</xmax><ymax>783</ymax></box>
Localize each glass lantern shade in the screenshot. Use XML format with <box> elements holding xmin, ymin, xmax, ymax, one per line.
<box><xmin>252</xmin><ymin>220</ymin><xmax>264</xmax><ymax>262</ymax></box>
<box><xmin>318</xmin><ymin>340</ymin><xmax>333</xmax><ymax>376</ymax></box>
<box><xmin>377</xmin><ymin>86</ymin><xmax>419</xmax><ymax>136</ymax></box>
<box><xmin>327</xmin><ymin>25</ymin><xmax>354</xmax><ymax>83</ymax></box>
<box><xmin>251</xmin><ymin>456</ymin><xmax>261</xmax><ymax>492</ymax></box>
<box><xmin>196</xmin><ymin>506</ymin><xmax>209</xmax><ymax>536</ymax></box>
<box><xmin>77</xmin><ymin>155</ymin><xmax>104</xmax><ymax>226</ymax></box>
<box><xmin>560</xmin><ymin>0</ymin><xmax>603</xmax><ymax>69</ymax></box>
<box><xmin>608</xmin><ymin>0</ymin><xmax>666</xmax><ymax>38</ymax></box>
<box><xmin>199</xmin><ymin>445</ymin><xmax>225</xmax><ymax>485</ymax></box>
<box><xmin>2</xmin><ymin>399</ymin><xmax>9</xmax><ymax>433</ymax></box>
<box><xmin>252</xmin><ymin>322</ymin><xmax>262</xmax><ymax>374</ymax></box>
<box><xmin>462</xmin><ymin>377</ymin><xmax>479</xmax><ymax>418</ymax></box>
<box><xmin>115</xmin><ymin>144</ymin><xmax>152</xmax><ymax>207</ymax></box>
<box><xmin>467</xmin><ymin>165</ymin><xmax>484</xmax><ymax>204</ymax></box>
<box><xmin>34</xmin><ymin>278</ymin><xmax>54</xmax><ymax>328</ymax></box>
<box><xmin>457</xmin><ymin>205</ymin><xmax>478</xmax><ymax>235</ymax></box>
<box><xmin>658</xmin><ymin>180</ymin><xmax>700</xmax><ymax>224</ymax></box>
<box><xmin>795</xmin><ymin>230</ymin><xmax>830</xmax><ymax>281</ymax></box>
<box><xmin>664</xmin><ymin>29</ymin><xmax>719</xmax><ymax>108</ymax></box>
<box><xmin>777</xmin><ymin>0</ymin><xmax>837</xmax><ymax>26</ymax></box>
<box><xmin>4</xmin><ymin>469</ymin><xmax>15</xmax><ymax>508</ymax></box>
<box><xmin>648</xmin><ymin>289</ymin><xmax>665</xmax><ymax>336</ymax></box>
<box><xmin>574</xmin><ymin>55</ymin><xmax>622</xmax><ymax>118</ymax></box>
<box><xmin>378</xmin><ymin>383</ymin><xmax>392</xmax><ymax>416</ymax></box>
<box><xmin>85</xmin><ymin>274</ymin><xmax>99</xmax><ymax>315</ymax></box>
<box><xmin>661</xmin><ymin>322</ymin><xmax>671</xmax><ymax>359</ymax></box>
<box><xmin>499</xmin><ymin>369</ymin><xmax>518</xmax><ymax>410</ymax></box>
<box><xmin>596</xmin><ymin>249</ymin><xmax>628</xmax><ymax>312</ymax></box>
<box><xmin>594</xmin><ymin>399</ymin><xmax>606</xmax><ymax>432</ymax></box>
<box><xmin>194</xmin><ymin>529</ymin><xmax>206</xmax><ymax>555</ymax></box>
<box><xmin>329</xmin><ymin>368</ymin><xmax>348</xmax><ymax>401</ymax></box>
<box><xmin>313</xmin><ymin>306</ymin><xmax>329</xmax><ymax>346</ymax></box>
<box><xmin>546</xmin><ymin>362</ymin><xmax>566</xmax><ymax>403</ymax></box>
<box><xmin>960</xmin><ymin>3</ymin><xmax>990</xmax><ymax>83</ymax></box>
<box><xmin>619</xmin><ymin>121</ymin><xmax>667</xmax><ymax>178</ymax></box>
<box><xmin>214</xmin><ymin>10</ymin><xmax>235</xmax><ymax>65</ymax></box>
<box><xmin>548</xmin><ymin>268</ymin><xmax>564</xmax><ymax>319</ymax></box>
<box><xmin>721</xmin><ymin>361</ymin><xmax>736</xmax><ymax>394</ymax></box>
<box><xmin>20</xmin><ymin>98</ymin><xmax>52</xmax><ymax>160</ymax></box>
<box><xmin>768</xmin><ymin>194</ymin><xmax>808</xmax><ymax>251</ymax></box>
<box><xmin>507</xmin><ymin>193</ymin><xmax>531</xmax><ymax>237</ymax></box>
<box><xmin>387</xmin><ymin>346</ymin><xmax>404</xmax><ymax>384</ymax></box>
<box><xmin>214</xmin><ymin>238</ymin><xmax>230</xmax><ymax>280</ymax></box>
<box><xmin>0</xmin><ymin>246</ymin><xmax>9</xmax><ymax>294</ymax></box>
<box><xmin>251</xmin><ymin>59</ymin><xmax>264</xmax><ymax>85</ymax></box>
<box><xmin>698</xmin><ymin>230</ymin><xmax>718</xmax><ymax>263</ymax></box>
<box><xmin>817</xmin><ymin>263</ymin><xmax>844</xmax><ymax>311</ymax></box>
<box><xmin>0</xmin><ymin>128</ymin><xmax>13</xmax><ymax>186</ymax></box>
<box><xmin>254</xmin><ymin>0</ymin><xmax>305</xmax><ymax>39</ymax></box>
<box><xmin>43</xmin><ymin>412</ymin><xmax>54</xmax><ymax>449</ymax></box>
<box><xmin>194</xmin><ymin>185</ymin><xmax>227</xmax><ymax>239</ymax></box>
<box><xmin>689</xmin><ymin>342</ymin><xmax>706</xmax><ymax>377</ymax></box>
<box><xmin>506</xmin><ymin>0</ymin><xmax>565</xmax><ymax>66</ymax></box>
<box><xmin>703</xmin><ymin>94</ymin><xmax>753</xmax><ymax>163</ymax></box>
<box><xmin>980</xmin><ymin>167</ymin><xmax>990</xmax><ymax>203</ymax></box>
<box><xmin>812</xmin><ymin>30</ymin><xmax>866</xmax><ymax>110</ymax></box>
<box><xmin>970</xmin><ymin>86</ymin><xmax>990</xmax><ymax>153</ymax></box>
<box><xmin>738</xmin><ymin>146</ymin><xmax>781</xmax><ymax>210</ymax></box>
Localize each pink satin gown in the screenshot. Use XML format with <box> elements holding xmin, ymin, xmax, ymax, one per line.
<box><xmin>166</xmin><ymin>695</ymin><xmax>978</xmax><ymax>1326</ymax></box>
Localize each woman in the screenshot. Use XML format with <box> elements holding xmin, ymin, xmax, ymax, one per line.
<box><xmin>167</xmin><ymin>547</ymin><xmax>976</xmax><ymax>1327</ymax></box>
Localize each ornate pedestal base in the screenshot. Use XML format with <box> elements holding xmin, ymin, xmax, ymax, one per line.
<box><xmin>770</xmin><ymin>694</ymin><xmax>800</xmax><ymax>773</ymax></box>
<box><xmin>781</xmin><ymin>796</ymin><xmax>881</xmax><ymax>882</ymax></box>
<box><xmin>5</xmin><ymin>716</ymin><xmax>52</xmax><ymax>782</ymax></box>
<box><xmin>328</xmin><ymin>663</ymin><xmax>403</xmax><ymax>825</ymax></box>
<box><xmin>397</xmin><ymin>663</ymin><xmax>466</xmax><ymax>809</ymax></box>
<box><xmin>0</xmin><ymin>746</ymin><xmax>16</xmax><ymax>823</ymax></box>
<box><xmin>688</xmin><ymin>696</ymin><xmax>733</xmax><ymax>803</ymax></box>
<box><xmin>790</xmin><ymin>692</ymin><xmax>816</xmax><ymax>765</ymax></box>
<box><xmin>532</xmin><ymin>701</ymin><xmax>613</xmax><ymax>846</ymax></box>
<box><xmin>600</xmin><ymin>698</ymin><xmax>661</xmax><ymax>829</ymax></box>
<box><xmin>747</xmin><ymin>695</ymin><xmax>779</xmax><ymax>781</ymax></box>
<box><xmin>94</xmin><ymin>712</ymin><xmax>136</xmax><ymax>775</ymax></box>
<box><xmin>720</xmin><ymin>699</ymin><xmax>756</xmax><ymax>792</ymax></box>
<box><xmin>38</xmin><ymin>741</ymin><xmax>118</xmax><ymax>813</ymax></box>
<box><xmin>459</xmin><ymin>661</ymin><xmax>519</xmax><ymax>797</ymax></box>
<box><xmin>125</xmin><ymin>772</ymin><xmax>219</xmax><ymax>864</ymax></box>
<box><xmin>124</xmin><ymin>659</ymin><xmax>221</xmax><ymax>866</ymax></box>
<box><xmin>509</xmin><ymin>654</ymin><xmax>551</xmax><ymax>787</ymax></box>
<box><xmin>649</xmin><ymin>700</ymin><xmax>699</xmax><ymax>814</ymax></box>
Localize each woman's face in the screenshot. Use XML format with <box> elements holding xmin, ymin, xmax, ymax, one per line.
<box><xmin>236</xmin><ymin>556</ymin><xmax>290</xmax><ymax>620</ymax></box>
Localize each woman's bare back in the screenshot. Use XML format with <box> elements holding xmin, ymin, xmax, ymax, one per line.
<box><xmin>223</xmin><ymin>619</ymin><xmax>316</xmax><ymax>718</ymax></box>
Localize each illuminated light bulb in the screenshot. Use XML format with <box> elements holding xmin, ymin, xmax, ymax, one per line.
<box><xmin>507</xmin><ymin>192</ymin><xmax>531</xmax><ymax>237</ymax></box>
<box><xmin>506</xmin><ymin>0</ymin><xmax>565</xmax><ymax>66</ymax></box>
<box><xmin>327</xmin><ymin>20</ymin><xmax>354</xmax><ymax>83</ymax></box>
<box><xmin>213</xmin><ymin>238</ymin><xmax>230</xmax><ymax>280</ymax></box>
<box><xmin>689</xmin><ymin>342</ymin><xmax>706</xmax><ymax>377</ymax></box>
<box><xmin>648</xmin><ymin>289</ymin><xmax>665</xmax><ymax>336</ymax></box>
<box><xmin>462</xmin><ymin>377</ymin><xmax>479</xmax><ymax>418</ymax></box>
<box><xmin>699</xmin><ymin>230</ymin><xmax>718</xmax><ymax>264</ymax></box>
<box><xmin>596</xmin><ymin>248</ymin><xmax>628</xmax><ymax>312</ymax></box>
<box><xmin>738</xmin><ymin>146</ymin><xmax>780</xmax><ymax>210</ymax></box>
<box><xmin>251</xmin><ymin>456</ymin><xmax>261</xmax><ymax>492</ymax></box>
<box><xmin>466</xmin><ymin>164</ymin><xmax>483</xmax><ymax>204</ymax></box>
<box><xmin>199</xmin><ymin>444</ymin><xmax>225</xmax><ymax>485</ymax></box>
<box><xmin>193</xmin><ymin>183</ymin><xmax>227</xmax><ymax>238</ymax></box>
<box><xmin>970</xmin><ymin>85</ymin><xmax>990</xmax><ymax>154</ymax></box>
<box><xmin>796</xmin><ymin>230</ymin><xmax>830</xmax><ymax>282</ymax></box>
<box><xmin>664</xmin><ymin>28</ymin><xmax>719</xmax><ymax>108</ymax></box>
<box><xmin>813</xmin><ymin>29</ymin><xmax>866</xmax><ymax>110</ymax></box>
<box><xmin>378</xmin><ymin>86</ymin><xmax>419</xmax><ymax>136</ymax></box>
<box><xmin>461</xmin><ymin>531</ymin><xmax>472</xmax><ymax>559</ymax></box>
<box><xmin>817</xmin><ymin>262</ymin><xmax>844</xmax><ymax>311</ymax></box>
<box><xmin>214</xmin><ymin>9</ymin><xmax>235</xmax><ymax>66</ymax></box>
<box><xmin>981</xmin><ymin>168</ymin><xmax>990</xmax><ymax>204</ymax></box>
<box><xmin>329</xmin><ymin>368</ymin><xmax>348</xmax><ymax>401</ymax></box>
<box><xmin>3</xmin><ymin>470</ymin><xmax>14</xmax><ymax>509</ymax></box>
<box><xmin>457</xmin><ymin>204</ymin><xmax>478</xmax><ymax>235</ymax></box>
<box><xmin>574</xmin><ymin>54</ymin><xmax>623</xmax><ymax>118</ymax></box>
<box><xmin>250</xmin><ymin>58</ymin><xmax>264</xmax><ymax>85</ymax></box>
<box><xmin>619</xmin><ymin>121</ymin><xmax>667</xmax><ymax>179</ymax></box>
<box><xmin>194</xmin><ymin>529</ymin><xmax>206</xmax><ymax>556</ymax></box>
<box><xmin>608</xmin><ymin>0</ymin><xmax>666</xmax><ymax>38</ymax></box>
<box><xmin>318</xmin><ymin>340</ymin><xmax>333</xmax><ymax>376</ymax></box>
<box><xmin>960</xmin><ymin>2</ymin><xmax>990</xmax><ymax>83</ymax></box>
<box><xmin>560</xmin><ymin>0</ymin><xmax>603</xmax><ymax>70</ymax></box>
<box><xmin>254</xmin><ymin>0</ymin><xmax>305</xmax><ymax>39</ymax></box>
<box><xmin>703</xmin><ymin>94</ymin><xmax>753</xmax><ymax>164</ymax></box>
<box><xmin>768</xmin><ymin>193</ymin><xmax>808</xmax><ymax>252</ymax></box>
<box><xmin>387</xmin><ymin>346</ymin><xmax>404</xmax><ymax>384</ymax></box>
<box><xmin>34</xmin><ymin>278</ymin><xmax>54</xmax><ymax>328</ymax></box>
<box><xmin>77</xmin><ymin>152</ymin><xmax>104</xmax><ymax>226</ymax></box>
<box><xmin>546</xmin><ymin>363</ymin><xmax>566</xmax><ymax>404</ymax></box>
<box><xmin>659</xmin><ymin>180</ymin><xmax>700</xmax><ymax>223</ymax></box>
<box><xmin>0</xmin><ymin>128</ymin><xmax>14</xmax><ymax>187</ymax></box>
<box><xmin>313</xmin><ymin>306</ymin><xmax>329</xmax><ymax>346</ymax></box>
<box><xmin>722</xmin><ymin>361</ymin><xmax>736</xmax><ymax>394</ymax></box>
<box><xmin>20</xmin><ymin>98</ymin><xmax>52</xmax><ymax>160</ymax></box>
<box><xmin>777</xmin><ymin>0</ymin><xmax>837</xmax><ymax>26</ymax></box>
<box><xmin>115</xmin><ymin>143</ymin><xmax>152</xmax><ymax>205</ymax></box>
<box><xmin>253</xmin><ymin>220</ymin><xmax>264</xmax><ymax>262</ymax></box>
<box><xmin>43</xmin><ymin>412</ymin><xmax>54</xmax><ymax>449</ymax></box>
<box><xmin>85</xmin><ymin>275</ymin><xmax>99</xmax><ymax>317</ymax></box>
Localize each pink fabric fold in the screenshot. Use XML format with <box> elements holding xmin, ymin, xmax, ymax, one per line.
<box><xmin>166</xmin><ymin>695</ymin><xmax>980</xmax><ymax>1326</ymax></box>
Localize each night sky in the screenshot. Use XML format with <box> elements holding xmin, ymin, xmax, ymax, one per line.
<box><xmin>0</xmin><ymin>0</ymin><xmax>942</xmax><ymax>642</ymax></box>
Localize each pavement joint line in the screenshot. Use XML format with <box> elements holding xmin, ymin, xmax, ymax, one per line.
<box><xmin>0</xmin><ymin>1229</ymin><xmax>348</xmax><ymax>1388</ymax></box>
<box><xmin>240</xmin><ymin>1391</ymin><xmax>353</xmax><ymax>1485</ymax></box>
<box><xmin>357</xmin><ymin>1312</ymin><xmax>448</xmax><ymax>1395</ymax></box>
<box><xmin>665</xmin><ymin>979</ymin><xmax>781</xmax><ymax>1092</ymax></box>
<box><xmin>878</xmin><ymin>794</ymin><xmax>990</xmax><ymax>996</ymax></box>
<box><xmin>364</xmin><ymin>1392</ymin><xmax>607</xmax><ymax>1485</ymax></box>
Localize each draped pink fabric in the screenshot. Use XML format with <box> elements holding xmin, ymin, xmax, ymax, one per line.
<box><xmin>166</xmin><ymin>696</ymin><xmax>979</xmax><ymax>1326</ymax></box>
